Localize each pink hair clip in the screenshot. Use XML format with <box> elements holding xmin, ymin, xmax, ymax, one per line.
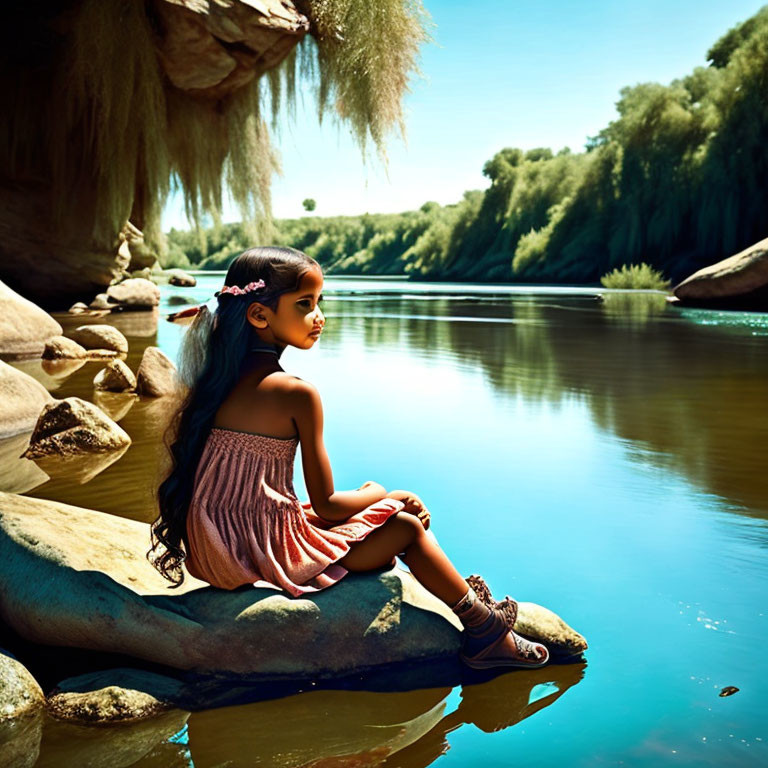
<box><xmin>217</xmin><ymin>279</ymin><xmax>266</xmax><ymax>297</ymax></box>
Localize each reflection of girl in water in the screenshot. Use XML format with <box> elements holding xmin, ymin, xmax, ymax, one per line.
<box><xmin>149</xmin><ymin>246</ymin><xmax>549</xmax><ymax>670</ymax></box>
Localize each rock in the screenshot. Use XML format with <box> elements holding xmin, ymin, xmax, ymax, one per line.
<box><xmin>68</xmin><ymin>324</ymin><xmax>129</xmax><ymax>354</ymax></box>
<box><xmin>0</xmin><ymin>279</ymin><xmax>62</xmax><ymax>359</ymax></box>
<box><xmin>89</xmin><ymin>292</ymin><xmax>119</xmax><ymax>311</ymax></box>
<box><xmin>136</xmin><ymin>346</ymin><xmax>178</xmax><ymax>397</ymax></box>
<box><xmin>0</xmin><ymin>361</ymin><xmax>54</xmax><ymax>439</ymax></box>
<box><xmin>515</xmin><ymin>602</ymin><xmax>588</xmax><ymax>658</ymax></box>
<box><xmin>167</xmin><ymin>269</ymin><xmax>196</xmax><ymax>287</ymax></box>
<box><xmin>41</xmin><ymin>335</ymin><xmax>87</xmax><ymax>360</ymax></box>
<box><xmin>673</xmin><ymin>237</ymin><xmax>768</xmax><ymax>309</ymax></box>
<box><xmin>93</xmin><ymin>359</ymin><xmax>136</xmax><ymax>393</ymax></box>
<box><xmin>0</xmin><ymin>491</ymin><xmax>460</xmax><ymax>687</ymax></box>
<box><xmin>0</xmin><ymin>647</ymin><xmax>44</xmax><ymax>722</ymax></box>
<box><xmin>67</xmin><ymin>301</ymin><xmax>90</xmax><ymax>314</ymax></box>
<box><xmin>0</xmin><ymin>492</ymin><xmax>588</xmax><ymax>703</ymax></box>
<box><xmin>107</xmin><ymin>278</ymin><xmax>160</xmax><ymax>309</ymax></box>
<box><xmin>40</xmin><ymin>358</ymin><xmax>87</xmax><ymax>380</ymax></box>
<box><xmin>20</xmin><ymin>397</ymin><xmax>131</xmax><ymax>459</ymax></box>
<box><xmin>123</xmin><ymin>221</ymin><xmax>156</xmax><ymax>272</ymax></box>
<box><xmin>47</xmin><ymin>670</ymin><xmax>178</xmax><ymax>724</ymax></box>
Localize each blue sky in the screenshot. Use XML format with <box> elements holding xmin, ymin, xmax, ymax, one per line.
<box><xmin>162</xmin><ymin>0</ymin><xmax>766</xmax><ymax>230</ymax></box>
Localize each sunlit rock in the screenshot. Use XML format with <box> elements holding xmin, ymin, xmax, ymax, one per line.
<box><xmin>67</xmin><ymin>302</ymin><xmax>90</xmax><ymax>314</ymax></box>
<box><xmin>136</xmin><ymin>346</ymin><xmax>178</xmax><ymax>397</ymax></box>
<box><xmin>515</xmin><ymin>603</ymin><xmax>588</xmax><ymax>658</ymax></box>
<box><xmin>0</xmin><ymin>280</ymin><xmax>62</xmax><ymax>359</ymax></box>
<box><xmin>0</xmin><ymin>647</ymin><xmax>44</xmax><ymax>722</ymax></box>
<box><xmin>21</xmin><ymin>397</ymin><xmax>131</xmax><ymax>459</ymax></box>
<box><xmin>68</xmin><ymin>324</ymin><xmax>129</xmax><ymax>354</ymax></box>
<box><xmin>41</xmin><ymin>335</ymin><xmax>87</xmax><ymax>360</ymax></box>
<box><xmin>0</xmin><ymin>361</ymin><xmax>54</xmax><ymax>439</ymax></box>
<box><xmin>106</xmin><ymin>278</ymin><xmax>160</xmax><ymax>310</ymax></box>
<box><xmin>93</xmin><ymin>359</ymin><xmax>136</xmax><ymax>393</ymax></box>
<box><xmin>673</xmin><ymin>236</ymin><xmax>768</xmax><ymax>309</ymax></box>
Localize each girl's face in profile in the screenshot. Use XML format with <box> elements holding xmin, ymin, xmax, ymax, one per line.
<box><xmin>247</xmin><ymin>266</ymin><xmax>325</xmax><ymax>350</ymax></box>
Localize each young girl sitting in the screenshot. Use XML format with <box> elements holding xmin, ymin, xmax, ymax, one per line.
<box><xmin>149</xmin><ymin>246</ymin><xmax>549</xmax><ymax>670</ymax></box>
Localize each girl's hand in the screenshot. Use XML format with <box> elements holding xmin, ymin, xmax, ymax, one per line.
<box><xmin>386</xmin><ymin>489</ymin><xmax>431</xmax><ymax>530</ymax></box>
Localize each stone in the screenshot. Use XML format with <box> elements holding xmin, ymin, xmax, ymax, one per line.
<box><xmin>0</xmin><ymin>492</ymin><xmax>588</xmax><ymax>703</ymax></box>
<box><xmin>41</xmin><ymin>335</ymin><xmax>87</xmax><ymax>360</ymax></box>
<box><xmin>47</xmin><ymin>669</ymin><xmax>178</xmax><ymax>724</ymax></box>
<box><xmin>67</xmin><ymin>301</ymin><xmax>90</xmax><ymax>314</ymax></box>
<box><xmin>123</xmin><ymin>221</ymin><xmax>156</xmax><ymax>272</ymax></box>
<box><xmin>0</xmin><ymin>647</ymin><xmax>44</xmax><ymax>722</ymax></box>
<box><xmin>89</xmin><ymin>292</ymin><xmax>118</xmax><ymax>311</ymax></box>
<box><xmin>20</xmin><ymin>397</ymin><xmax>131</xmax><ymax>459</ymax></box>
<box><xmin>0</xmin><ymin>361</ymin><xmax>54</xmax><ymax>440</ymax></box>
<box><xmin>0</xmin><ymin>279</ymin><xmax>62</xmax><ymax>359</ymax></box>
<box><xmin>515</xmin><ymin>602</ymin><xmax>588</xmax><ymax>658</ymax></box>
<box><xmin>93</xmin><ymin>359</ymin><xmax>136</xmax><ymax>393</ymax></box>
<box><xmin>136</xmin><ymin>346</ymin><xmax>178</xmax><ymax>397</ymax></box>
<box><xmin>68</xmin><ymin>324</ymin><xmax>128</xmax><ymax>354</ymax></box>
<box><xmin>673</xmin><ymin>237</ymin><xmax>768</xmax><ymax>309</ymax></box>
<box><xmin>107</xmin><ymin>278</ymin><xmax>160</xmax><ymax>309</ymax></box>
<box><xmin>167</xmin><ymin>268</ymin><xmax>196</xmax><ymax>287</ymax></box>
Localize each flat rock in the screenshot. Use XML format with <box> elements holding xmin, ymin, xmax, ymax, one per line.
<box><xmin>20</xmin><ymin>397</ymin><xmax>131</xmax><ymax>458</ymax></box>
<box><xmin>67</xmin><ymin>302</ymin><xmax>90</xmax><ymax>314</ymax></box>
<box><xmin>107</xmin><ymin>278</ymin><xmax>160</xmax><ymax>309</ymax></box>
<box><xmin>0</xmin><ymin>280</ymin><xmax>62</xmax><ymax>359</ymax></box>
<box><xmin>673</xmin><ymin>237</ymin><xmax>768</xmax><ymax>308</ymax></box>
<box><xmin>89</xmin><ymin>292</ymin><xmax>119</xmax><ymax>311</ymax></box>
<box><xmin>0</xmin><ymin>647</ymin><xmax>44</xmax><ymax>722</ymax></box>
<box><xmin>0</xmin><ymin>492</ymin><xmax>587</xmax><ymax>702</ymax></box>
<box><xmin>68</xmin><ymin>324</ymin><xmax>128</xmax><ymax>354</ymax></box>
<box><xmin>136</xmin><ymin>346</ymin><xmax>178</xmax><ymax>396</ymax></box>
<box><xmin>41</xmin><ymin>335</ymin><xmax>87</xmax><ymax>360</ymax></box>
<box><xmin>0</xmin><ymin>361</ymin><xmax>54</xmax><ymax>440</ymax></box>
<box><xmin>93</xmin><ymin>359</ymin><xmax>136</xmax><ymax>392</ymax></box>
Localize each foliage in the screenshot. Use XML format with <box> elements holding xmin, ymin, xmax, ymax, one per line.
<box><xmin>165</xmin><ymin>6</ymin><xmax>768</xmax><ymax>286</ymax></box>
<box><xmin>302</xmin><ymin>198</ymin><xmax>317</xmax><ymax>211</ymax></box>
<box><xmin>600</xmin><ymin>263</ymin><xmax>670</xmax><ymax>290</ymax></box>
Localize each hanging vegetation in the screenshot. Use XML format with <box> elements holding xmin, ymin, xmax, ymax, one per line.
<box><xmin>0</xmin><ymin>0</ymin><xmax>430</xmax><ymax>307</ymax></box>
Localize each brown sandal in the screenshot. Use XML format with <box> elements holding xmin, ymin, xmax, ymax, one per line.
<box><xmin>459</xmin><ymin>604</ymin><xmax>549</xmax><ymax>670</ymax></box>
<box><xmin>466</xmin><ymin>573</ymin><xmax>518</xmax><ymax>629</ymax></box>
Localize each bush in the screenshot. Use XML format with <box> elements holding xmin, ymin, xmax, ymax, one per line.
<box><xmin>600</xmin><ymin>263</ymin><xmax>670</xmax><ymax>290</ymax></box>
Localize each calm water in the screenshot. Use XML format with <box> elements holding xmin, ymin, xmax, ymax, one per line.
<box><xmin>7</xmin><ymin>274</ymin><xmax>768</xmax><ymax>766</ymax></box>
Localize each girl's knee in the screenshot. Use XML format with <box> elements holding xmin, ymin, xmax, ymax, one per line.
<box><xmin>394</xmin><ymin>511</ymin><xmax>424</xmax><ymax>540</ymax></box>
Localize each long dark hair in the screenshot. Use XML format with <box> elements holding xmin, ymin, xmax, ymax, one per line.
<box><xmin>148</xmin><ymin>245</ymin><xmax>320</xmax><ymax>586</ymax></box>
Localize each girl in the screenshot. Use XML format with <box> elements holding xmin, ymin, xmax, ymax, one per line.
<box><xmin>149</xmin><ymin>246</ymin><xmax>549</xmax><ymax>670</ymax></box>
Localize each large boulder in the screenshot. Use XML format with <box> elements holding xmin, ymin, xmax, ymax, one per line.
<box><xmin>0</xmin><ymin>361</ymin><xmax>54</xmax><ymax>440</ymax></box>
<box><xmin>20</xmin><ymin>397</ymin><xmax>131</xmax><ymax>458</ymax></box>
<box><xmin>0</xmin><ymin>492</ymin><xmax>587</xmax><ymax>704</ymax></box>
<box><xmin>106</xmin><ymin>278</ymin><xmax>160</xmax><ymax>310</ymax></box>
<box><xmin>0</xmin><ymin>280</ymin><xmax>62</xmax><ymax>359</ymax></box>
<box><xmin>673</xmin><ymin>237</ymin><xmax>768</xmax><ymax>309</ymax></box>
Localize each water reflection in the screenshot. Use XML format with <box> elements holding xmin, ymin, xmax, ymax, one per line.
<box><xmin>27</xmin><ymin>664</ymin><xmax>584</xmax><ymax>768</ymax></box>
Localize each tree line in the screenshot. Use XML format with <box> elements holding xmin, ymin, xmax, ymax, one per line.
<box><xmin>164</xmin><ymin>7</ymin><xmax>768</xmax><ymax>286</ymax></box>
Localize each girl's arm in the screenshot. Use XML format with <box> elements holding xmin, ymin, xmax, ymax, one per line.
<box><xmin>291</xmin><ymin>379</ymin><xmax>390</xmax><ymax>522</ymax></box>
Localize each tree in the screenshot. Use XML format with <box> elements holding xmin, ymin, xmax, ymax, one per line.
<box><xmin>303</xmin><ymin>198</ymin><xmax>317</xmax><ymax>212</ymax></box>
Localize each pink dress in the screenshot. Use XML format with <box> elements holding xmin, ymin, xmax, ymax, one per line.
<box><xmin>184</xmin><ymin>427</ymin><xmax>405</xmax><ymax>596</ymax></box>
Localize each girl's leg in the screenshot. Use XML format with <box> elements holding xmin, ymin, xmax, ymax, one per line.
<box><xmin>337</xmin><ymin>511</ymin><xmax>469</xmax><ymax>606</ymax></box>
<box><xmin>337</xmin><ymin>511</ymin><xmax>550</xmax><ymax>668</ymax></box>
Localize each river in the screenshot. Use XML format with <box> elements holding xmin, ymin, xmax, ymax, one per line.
<box><xmin>11</xmin><ymin>274</ymin><xmax>768</xmax><ymax>766</ymax></box>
